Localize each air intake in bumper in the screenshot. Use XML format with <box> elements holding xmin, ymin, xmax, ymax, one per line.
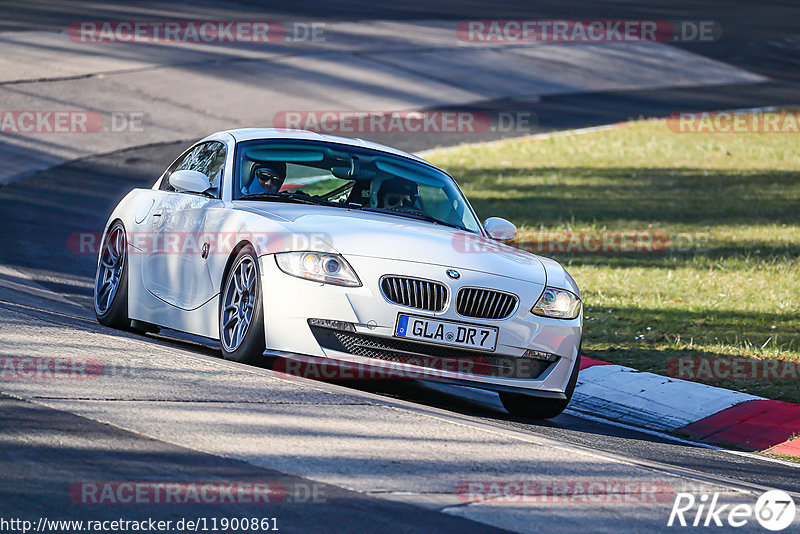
<box><xmin>310</xmin><ymin>326</ymin><xmax>554</xmax><ymax>380</ymax></box>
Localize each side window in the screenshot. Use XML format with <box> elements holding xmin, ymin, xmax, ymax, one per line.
<box><xmin>159</xmin><ymin>148</ymin><xmax>194</xmax><ymax>192</ymax></box>
<box><xmin>160</xmin><ymin>141</ymin><xmax>227</xmax><ymax>197</ymax></box>
<box><xmin>190</xmin><ymin>142</ymin><xmax>226</xmax><ymax>193</ymax></box>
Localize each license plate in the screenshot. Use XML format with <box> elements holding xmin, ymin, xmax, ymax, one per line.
<box><xmin>395</xmin><ymin>314</ymin><xmax>498</xmax><ymax>352</ymax></box>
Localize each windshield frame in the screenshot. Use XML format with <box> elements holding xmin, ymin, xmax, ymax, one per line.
<box><xmin>231</xmin><ymin>138</ymin><xmax>485</xmax><ymax>236</ymax></box>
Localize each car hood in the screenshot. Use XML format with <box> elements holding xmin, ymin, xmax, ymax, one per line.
<box><xmin>236</xmin><ymin>202</ymin><xmax>548</xmax><ymax>284</ymax></box>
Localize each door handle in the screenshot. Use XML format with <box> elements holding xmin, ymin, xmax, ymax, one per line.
<box><xmin>152</xmin><ymin>212</ymin><xmax>163</xmax><ymax>217</ymax></box>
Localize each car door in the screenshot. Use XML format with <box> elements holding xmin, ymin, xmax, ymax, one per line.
<box><xmin>142</xmin><ymin>141</ymin><xmax>226</xmax><ymax>310</ymax></box>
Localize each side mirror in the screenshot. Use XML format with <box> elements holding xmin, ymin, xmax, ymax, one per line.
<box><xmin>484</xmin><ymin>217</ymin><xmax>517</xmax><ymax>241</ymax></box>
<box><xmin>169</xmin><ymin>169</ymin><xmax>211</xmax><ymax>194</ymax></box>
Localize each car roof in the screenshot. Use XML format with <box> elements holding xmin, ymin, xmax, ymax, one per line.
<box><xmin>207</xmin><ymin>128</ymin><xmax>428</xmax><ymax>164</ymax></box>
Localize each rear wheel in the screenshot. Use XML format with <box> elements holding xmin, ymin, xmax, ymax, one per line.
<box><xmin>219</xmin><ymin>245</ymin><xmax>265</xmax><ymax>364</ymax></box>
<box><xmin>500</xmin><ymin>352</ymin><xmax>581</xmax><ymax>419</ymax></box>
<box><xmin>94</xmin><ymin>222</ymin><xmax>131</xmax><ymax>329</ymax></box>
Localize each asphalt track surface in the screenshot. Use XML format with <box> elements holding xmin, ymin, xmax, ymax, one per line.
<box><xmin>1</xmin><ymin>142</ymin><xmax>799</xmax><ymax>488</ymax></box>
<box><xmin>3</xmin><ymin>1</ymin><xmax>799</xmax><ymax>82</ymax></box>
<box><xmin>1</xmin><ymin>1</ymin><xmax>800</xmax><ymax>531</ymax></box>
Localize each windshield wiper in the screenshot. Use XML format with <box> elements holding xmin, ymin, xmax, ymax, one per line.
<box><xmin>239</xmin><ymin>192</ymin><xmax>314</xmax><ymax>204</ymax></box>
<box><xmin>238</xmin><ymin>191</ymin><xmax>345</xmax><ymax>208</ymax></box>
<box><xmin>360</xmin><ymin>207</ymin><xmax>468</xmax><ymax>231</ymax></box>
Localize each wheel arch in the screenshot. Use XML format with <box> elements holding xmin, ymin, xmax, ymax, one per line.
<box><xmin>220</xmin><ymin>240</ymin><xmax>256</xmax><ymax>296</ymax></box>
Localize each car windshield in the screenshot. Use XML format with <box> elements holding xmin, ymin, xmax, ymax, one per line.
<box><xmin>233</xmin><ymin>139</ymin><xmax>481</xmax><ymax>232</ymax></box>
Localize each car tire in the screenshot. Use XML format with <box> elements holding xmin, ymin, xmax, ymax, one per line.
<box><xmin>94</xmin><ymin>221</ymin><xmax>132</xmax><ymax>329</ymax></box>
<box><xmin>499</xmin><ymin>351</ymin><xmax>582</xmax><ymax>419</ymax></box>
<box><xmin>219</xmin><ymin>245</ymin><xmax>266</xmax><ymax>364</ymax></box>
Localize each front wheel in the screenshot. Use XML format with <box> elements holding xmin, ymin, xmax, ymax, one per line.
<box><xmin>94</xmin><ymin>221</ymin><xmax>131</xmax><ymax>329</ymax></box>
<box><xmin>500</xmin><ymin>352</ymin><xmax>581</xmax><ymax>419</ymax></box>
<box><xmin>219</xmin><ymin>245</ymin><xmax>265</xmax><ymax>364</ymax></box>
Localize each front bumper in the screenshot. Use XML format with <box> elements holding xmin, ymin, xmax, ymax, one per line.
<box><xmin>258</xmin><ymin>254</ymin><xmax>582</xmax><ymax>395</ymax></box>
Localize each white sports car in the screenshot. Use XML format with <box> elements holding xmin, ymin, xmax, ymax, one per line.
<box><xmin>95</xmin><ymin>129</ymin><xmax>583</xmax><ymax>418</ymax></box>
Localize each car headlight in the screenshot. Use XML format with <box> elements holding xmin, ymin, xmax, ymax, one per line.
<box><xmin>275</xmin><ymin>252</ymin><xmax>361</xmax><ymax>287</ymax></box>
<box><xmin>532</xmin><ymin>287</ymin><xmax>581</xmax><ymax>319</ymax></box>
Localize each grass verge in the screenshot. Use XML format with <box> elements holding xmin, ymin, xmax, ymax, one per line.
<box><xmin>427</xmin><ymin>116</ymin><xmax>800</xmax><ymax>404</ymax></box>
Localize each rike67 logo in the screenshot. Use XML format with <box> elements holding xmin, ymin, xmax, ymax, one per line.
<box><xmin>668</xmin><ymin>490</ymin><xmax>796</xmax><ymax>531</ymax></box>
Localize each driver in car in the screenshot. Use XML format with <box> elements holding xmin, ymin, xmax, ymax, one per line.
<box><xmin>378</xmin><ymin>178</ymin><xmax>419</xmax><ymax>210</ymax></box>
<box><xmin>246</xmin><ymin>162</ymin><xmax>287</xmax><ymax>195</ymax></box>
<box><xmin>254</xmin><ymin>162</ymin><xmax>287</xmax><ymax>193</ymax></box>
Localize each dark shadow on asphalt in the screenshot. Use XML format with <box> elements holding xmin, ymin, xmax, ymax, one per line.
<box><xmin>0</xmin><ymin>394</ymin><xmax>512</xmax><ymax>533</ymax></box>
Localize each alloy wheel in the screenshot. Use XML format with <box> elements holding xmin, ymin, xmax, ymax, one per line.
<box><xmin>221</xmin><ymin>255</ymin><xmax>258</xmax><ymax>351</ymax></box>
